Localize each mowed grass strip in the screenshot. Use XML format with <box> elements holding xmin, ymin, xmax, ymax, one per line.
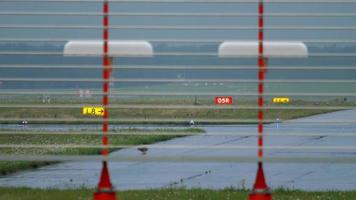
<box><xmin>1</xmin><ymin>97</ymin><xmax>353</xmax><ymax>124</ymax></box>
<box><xmin>0</xmin><ymin>107</ymin><xmax>333</xmax><ymax>125</ymax></box>
<box><xmin>0</xmin><ymin>128</ymin><xmax>204</xmax><ymax>175</ymax></box>
<box><xmin>0</xmin><ymin>188</ymin><xmax>355</xmax><ymax>200</ymax></box>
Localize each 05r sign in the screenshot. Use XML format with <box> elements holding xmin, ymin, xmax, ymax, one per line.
<box><xmin>215</xmin><ymin>96</ymin><xmax>233</xmax><ymax>105</ymax></box>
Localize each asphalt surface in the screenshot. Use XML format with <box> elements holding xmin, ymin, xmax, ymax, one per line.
<box><xmin>0</xmin><ymin>110</ymin><xmax>356</xmax><ymax>191</ymax></box>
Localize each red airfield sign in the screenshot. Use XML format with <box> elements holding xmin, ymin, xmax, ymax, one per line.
<box><xmin>215</xmin><ymin>96</ymin><xmax>233</xmax><ymax>105</ymax></box>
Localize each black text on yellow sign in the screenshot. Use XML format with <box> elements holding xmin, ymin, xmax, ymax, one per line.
<box><xmin>272</xmin><ymin>97</ymin><xmax>290</xmax><ymax>104</ymax></box>
<box><xmin>82</xmin><ymin>107</ymin><xmax>105</xmax><ymax>116</ymax></box>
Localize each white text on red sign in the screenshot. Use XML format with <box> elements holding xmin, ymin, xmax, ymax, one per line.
<box><xmin>215</xmin><ymin>96</ymin><xmax>233</xmax><ymax>105</ymax></box>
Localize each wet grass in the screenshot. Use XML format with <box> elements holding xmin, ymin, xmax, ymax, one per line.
<box><xmin>0</xmin><ymin>188</ymin><xmax>355</xmax><ymax>200</ymax></box>
<box><xmin>0</xmin><ymin>161</ymin><xmax>53</xmax><ymax>176</ymax></box>
<box><xmin>0</xmin><ymin>128</ymin><xmax>204</xmax><ymax>176</ymax></box>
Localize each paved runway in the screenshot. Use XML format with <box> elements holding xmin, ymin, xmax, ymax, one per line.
<box><xmin>0</xmin><ymin>110</ymin><xmax>356</xmax><ymax>191</ymax></box>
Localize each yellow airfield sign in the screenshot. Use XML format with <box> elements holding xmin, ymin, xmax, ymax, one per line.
<box><xmin>272</xmin><ymin>97</ymin><xmax>290</xmax><ymax>104</ymax></box>
<box><xmin>82</xmin><ymin>107</ymin><xmax>105</xmax><ymax>116</ymax></box>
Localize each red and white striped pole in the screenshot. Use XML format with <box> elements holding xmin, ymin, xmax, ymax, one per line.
<box><xmin>93</xmin><ymin>0</ymin><xmax>117</xmax><ymax>199</ymax></box>
<box><xmin>248</xmin><ymin>0</ymin><xmax>272</xmax><ymax>200</ymax></box>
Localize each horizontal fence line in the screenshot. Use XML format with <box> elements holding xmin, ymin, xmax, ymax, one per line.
<box><xmin>2</xmin><ymin>12</ymin><xmax>356</xmax><ymax>17</ymax></box>
<box><xmin>0</xmin><ymin>144</ymin><xmax>355</xmax><ymax>151</ymax></box>
<box><xmin>1</xmin><ymin>131</ymin><xmax>356</xmax><ymax>137</ymax></box>
<box><xmin>0</xmin><ymin>104</ymin><xmax>352</xmax><ymax>110</ymax></box>
<box><xmin>1</xmin><ymin>78</ymin><xmax>356</xmax><ymax>83</ymax></box>
<box><xmin>1</xmin><ymin>91</ymin><xmax>355</xmax><ymax>97</ymax></box>
<box><xmin>0</xmin><ymin>118</ymin><xmax>355</xmax><ymax>124</ymax></box>
<box><xmin>1</xmin><ymin>65</ymin><xmax>356</xmax><ymax>71</ymax></box>
<box><xmin>0</xmin><ymin>155</ymin><xmax>356</xmax><ymax>164</ymax></box>
<box><xmin>4</xmin><ymin>0</ymin><xmax>356</xmax><ymax>4</ymax></box>
<box><xmin>2</xmin><ymin>52</ymin><xmax>356</xmax><ymax>57</ymax></box>
<box><xmin>2</xmin><ymin>39</ymin><xmax>356</xmax><ymax>44</ymax></box>
<box><xmin>3</xmin><ymin>25</ymin><xmax>356</xmax><ymax>30</ymax></box>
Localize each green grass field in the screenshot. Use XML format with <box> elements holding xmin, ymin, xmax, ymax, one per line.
<box><xmin>1</xmin><ymin>95</ymin><xmax>352</xmax><ymax>125</ymax></box>
<box><xmin>1</xmin><ymin>84</ymin><xmax>355</xmax><ymax>125</ymax></box>
<box><xmin>0</xmin><ymin>188</ymin><xmax>355</xmax><ymax>200</ymax></box>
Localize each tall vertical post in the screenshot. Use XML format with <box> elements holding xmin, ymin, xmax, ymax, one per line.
<box><xmin>102</xmin><ymin>0</ymin><xmax>110</xmax><ymax>158</ymax></box>
<box><xmin>93</xmin><ymin>0</ymin><xmax>117</xmax><ymax>199</ymax></box>
<box><xmin>248</xmin><ymin>0</ymin><xmax>272</xmax><ymax>200</ymax></box>
<box><xmin>258</xmin><ymin>0</ymin><xmax>265</xmax><ymax>164</ymax></box>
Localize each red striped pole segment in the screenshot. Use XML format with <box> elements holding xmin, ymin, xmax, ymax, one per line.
<box><xmin>249</xmin><ymin>0</ymin><xmax>272</xmax><ymax>199</ymax></box>
<box><xmin>94</xmin><ymin>0</ymin><xmax>117</xmax><ymax>199</ymax></box>
<box><xmin>102</xmin><ymin>0</ymin><xmax>110</xmax><ymax>157</ymax></box>
<box><xmin>258</xmin><ymin>0</ymin><xmax>265</xmax><ymax>160</ymax></box>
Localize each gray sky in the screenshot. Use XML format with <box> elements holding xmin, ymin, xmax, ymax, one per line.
<box><xmin>0</xmin><ymin>2</ymin><xmax>356</xmax><ymax>40</ymax></box>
